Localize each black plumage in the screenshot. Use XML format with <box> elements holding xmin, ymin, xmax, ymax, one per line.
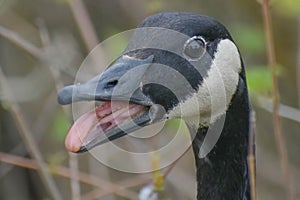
<box><xmin>58</xmin><ymin>12</ymin><xmax>253</xmax><ymax>200</ymax></box>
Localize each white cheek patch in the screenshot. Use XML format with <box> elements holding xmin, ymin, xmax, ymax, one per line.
<box><xmin>167</xmin><ymin>39</ymin><xmax>241</xmax><ymax>126</ymax></box>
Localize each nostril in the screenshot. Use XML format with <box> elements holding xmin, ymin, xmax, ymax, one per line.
<box><xmin>105</xmin><ymin>80</ymin><xmax>118</xmax><ymax>89</ymax></box>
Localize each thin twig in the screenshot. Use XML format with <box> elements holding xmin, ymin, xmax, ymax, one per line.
<box><xmin>248</xmin><ymin>110</ymin><xmax>256</xmax><ymax>200</ymax></box>
<box><xmin>37</xmin><ymin>18</ymin><xmax>82</xmax><ymax>200</ymax></box>
<box><xmin>68</xmin><ymin>153</ymin><xmax>81</xmax><ymax>200</ymax></box>
<box><xmin>37</xmin><ymin>18</ymin><xmax>64</xmax><ymax>89</ymax></box>
<box><xmin>261</xmin><ymin>1</ymin><xmax>294</xmax><ymax>199</ymax></box>
<box><xmin>68</xmin><ymin>0</ymin><xmax>108</xmax><ymax>71</ymax></box>
<box><xmin>0</xmin><ymin>26</ymin><xmax>43</xmax><ymax>58</ymax></box>
<box><xmin>0</xmin><ymin>152</ymin><xmax>141</xmax><ymax>199</ymax></box>
<box><xmin>297</xmin><ymin>15</ymin><xmax>300</xmax><ymax>107</ymax></box>
<box><xmin>256</xmin><ymin>146</ymin><xmax>300</xmax><ymax>188</ymax></box>
<box><xmin>69</xmin><ymin>0</ymin><xmax>99</xmax><ymax>51</ymax></box>
<box><xmin>80</xmin><ymin>184</ymin><xmax>141</xmax><ymax>200</ymax></box>
<box><xmin>0</xmin><ymin>68</ymin><xmax>63</xmax><ymax>200</ymax></box>
<box><xmin>254</xmin><ymin>96</ymin><xmax>300</xmax><ymax>123</ymax></box>
<box><xmin>80</xmin><ymin>189</ymin><xmax>115</xmax><ymax>200</ymax></box>
<box><xmin>0</xmin><ymin>24</ymin><xmax>79</xmax><ymax>79</ymax></box>
<box><xmin>85</xmin><ymin>141</ymin><xmax>192</xmax><ymax>200</ymax></box>
<box><xmin>80</xmin><ymin>176</ymin><xmax>150</xmax><ymax>200</ymax></box>
<box><xmin>0</xmin><ymin>90</ymin><xmax>59</xmax><ymax>178</ymax></box>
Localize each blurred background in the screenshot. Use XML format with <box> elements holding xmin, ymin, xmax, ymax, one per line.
<box><xmin>0</xmin><ymin>0</ymin><xmax>300</xmax><ymax>199</ymax></box>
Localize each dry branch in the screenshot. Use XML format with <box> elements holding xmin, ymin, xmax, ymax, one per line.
<box><xmin>297</xmin><ymin>16</ymin><xmax>300</xmax><ymax>107</ymax></box>
<box><xmin>255</xmin><ymin>96</ymin><xmax>300</xmax><ymax>123</ymax></box>
<box><xmin>69</xmin><ymin>0</ymin><xmax>99</xmax><ymax>51</ymax></box>
<box><xmin>260</xmin><ymin>0</ymin><xmax>294</xmax><ymax>199</ymax></box>
<box><xmin>0</xmin><ymin>24</ymin><xmax>79</xmax><ymax>79</ymax></box>
<box><xmin>0</xmin><ymin>90</ymin><xmax>59</xmax><ymax>178</ymax></box>
<box><xmin>0</xmin><ymin>152</ymin><xmax>142</xmax><ymax>199</ymax></box>
<box><xmin>37</xmin><ymin>18</ymin><xmax>82</xmax><ymax>200</ymax></box>
<box><xmin>248</xmin><ymin>111</ymin><xmax>256</xmax><ymax>200</ymax></box>
<box><xmin>0</xmin><ymin>68</ymin><xmax>63</xmax><ymax>200</ymax></box>
<box><xmin>68</xmin><ymin>0</ymin><xmax>108</xmax><ymax>73</ymax></box>
<box><xmin>68</xmin><ymin>153</ymin><xmax>81</xmax><ymax>200</ymax></box>
<box><xmin>0</xmin><ymin>26</ymin><xmax>43</xmax><ymax>58</ymax></box>
<box><xmin>0</xmin><ymin>5</ymin><xmax>140</xmax><ymax>200</ymax></box>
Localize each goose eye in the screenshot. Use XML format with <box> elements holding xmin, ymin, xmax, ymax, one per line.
<box><xmin>183</xmin><ymin>36</ymin><xmax>206</xmax><ymax>61</ymax></box>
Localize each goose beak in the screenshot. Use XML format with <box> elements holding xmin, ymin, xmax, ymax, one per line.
<box><xmin>57</xmin><ymin>55</ymin><xmax>165</xmax><ymax>153</ymax></box>
<box><xmin>57</xmin><ymin>55</ymin><xmax>154</xmax><ymax>105</ymax></box>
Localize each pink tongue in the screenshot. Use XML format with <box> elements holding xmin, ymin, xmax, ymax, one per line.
<box><xmin>65</xmin><ymin>107</ymin><xmax>100</xmax><ymax>152</ymax></box>
<box><xmin>65</xmin><ymin>102</ymin><xmax>146</xmax><ymax>152</ymax></box>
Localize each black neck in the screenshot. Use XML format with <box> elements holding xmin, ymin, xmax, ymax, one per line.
<box><xmin>190</xmin><ymin>79</ymin><xmax>251</xmax><ymax>200</ymax></box>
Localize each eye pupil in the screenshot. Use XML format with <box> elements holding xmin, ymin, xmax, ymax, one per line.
<box><xmin>183</xmin><ymin>37</ymin><xmax>206</xmax><ymax>60</ymax></box>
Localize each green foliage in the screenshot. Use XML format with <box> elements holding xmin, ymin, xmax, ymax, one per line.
<box><xmin>246</xmin><ymin>66</ymin><xmax>272</xmax><ymax>96</ymax></box>
<box><xmin>50</xmin><ymin>110</ymin><xmax>70</xmax><ymax>142</ymax></box>
<box><xmin>232</xmin><ymin>25</ymin><xmax>264</xmax><ymax>54</ymax></box>
<box><xmin>146</xmin><ymin>0</ymin><xmax>164</xmax><ymax>13</ymax></box>
<box><xmin>272</xmin><ymin>0</ymin><xmax>300</xmax><ymax>17</ymax></box>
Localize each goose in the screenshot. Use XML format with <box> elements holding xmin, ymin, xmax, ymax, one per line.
<box><xmin>58</xmin><ymin>12</ymin><xmax>253</xmax><ymax>200</ymax></box>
